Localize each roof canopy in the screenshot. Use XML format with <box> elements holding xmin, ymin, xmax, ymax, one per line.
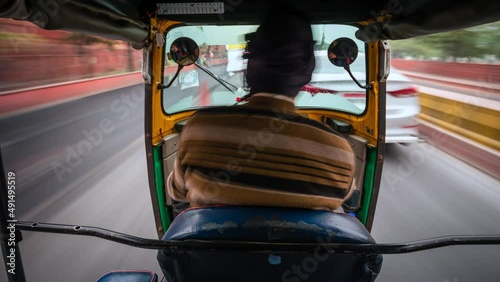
<box><xmin>1</xmin><ymin>0</ymin><xmax>499</xmax><ymax>45</ymax></box>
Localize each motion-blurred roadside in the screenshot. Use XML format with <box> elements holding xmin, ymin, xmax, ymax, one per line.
<box><xmin>0</xmin><ymin>18</ymin><xmax>142</xmax><ymax>92</ymax></box>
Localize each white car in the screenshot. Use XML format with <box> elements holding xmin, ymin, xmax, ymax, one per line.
<box><xmin>298</xmin><ymin>51</ymin><xmax>421</xmax><ymax>143</ymax></box>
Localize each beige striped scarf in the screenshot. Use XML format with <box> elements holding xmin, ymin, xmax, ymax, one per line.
<box><xmin>167</xmin><ymin>93</ymin><xmax>355</xmax><ymax>211</ymax></box>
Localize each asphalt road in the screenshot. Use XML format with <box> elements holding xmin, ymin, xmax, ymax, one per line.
<box><xmin>372</xmin><ymin>143</ymin><xmax>500</xmax><ymax>282</ymax></box>
<box><xmin>0</xmin><ymin>76</ymin><xmax>499</xmax><ymax>281</ymax></box>
<box><xmin>0</xmin><ymin>84</ymin><xmax>162</xmax><ymax>281</ymax></box>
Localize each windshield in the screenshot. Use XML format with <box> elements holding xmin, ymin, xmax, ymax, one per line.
<box><xmin>162</xmin><ymin>24</ymin><xmax>366</xmax><ymax>115</ymax></box>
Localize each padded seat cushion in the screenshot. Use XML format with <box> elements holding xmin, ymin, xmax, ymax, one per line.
<box><xmin>164</xmin><ymin>206</ymin><xmax>375</xmax><ymax>243</ymax></box>
<box><xmin>96</xmin><ymin>270</ymin><xmax>158</xmax><ymax>282</ymax></box>
<box><xmin>158</xmin><ymin>206</ymin><xmax>383</xmax><ymax>282</ymax></box>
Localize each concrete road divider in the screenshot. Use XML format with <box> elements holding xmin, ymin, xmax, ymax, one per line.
<box><xmin>417</xmin><ymin>86</ymin><xmax>500</xmax><ymax>151</ymax></box>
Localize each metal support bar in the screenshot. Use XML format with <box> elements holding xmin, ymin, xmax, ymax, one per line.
<box><xmin>0</xmin><ymin>149</ymin><xmax>26</xmax><ymax>282</ymax></box>
<box><xmin>15</xmin><ymin>220</ymin><xmax>500</xmax><ymax>254</ymax></box>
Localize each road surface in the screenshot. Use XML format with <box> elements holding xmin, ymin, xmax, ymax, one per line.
<box><xmin>0</xmin><ymin>71</ymin><xmax>499</xmax><ymax>281</ymax></box>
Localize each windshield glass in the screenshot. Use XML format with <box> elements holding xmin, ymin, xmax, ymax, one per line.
<box><xmin>162</xmin><ymin>24</ymin><xmax>366</xmax><ymax>115</ymax></box>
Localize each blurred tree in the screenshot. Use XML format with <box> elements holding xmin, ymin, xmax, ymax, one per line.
<box><xmin>390</xmin><ymin>21</ymin><xmax>499</xmax><ymax>62</ymax></box>
<box><xmin>424</xmin><ymin>29</ymin><xmax>482</xmax><ymax>62</ymax></box>
<box><xmin>474</xmin><ymin>22</ymin><xmax>500</xmax><ymax>58</ymax></box>
<box><xmin>390</xmin><ymin>38</ymin><xmax>440</xmax><ymax>59</ymax></box>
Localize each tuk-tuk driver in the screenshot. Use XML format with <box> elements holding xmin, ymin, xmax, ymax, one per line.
<box><xmin>167</xmin><ymin>5</ymin><xmax>356</xmax><ymax>211</ymax></box>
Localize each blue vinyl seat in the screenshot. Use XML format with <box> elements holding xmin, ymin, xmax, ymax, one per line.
<box><xmin>157</xmin><ymin>206</ymin><xmax>383</xmax><ymax>282</ymax></box>
<box><xmin>96</xmin><ymin>270</ymin><xmax>158</xmax><ymax>282</ymax></box>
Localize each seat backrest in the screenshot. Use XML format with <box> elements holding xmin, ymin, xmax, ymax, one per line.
<box><xmin>157</xmin><ymin>206</ymin><xmax>382</xmax><ymax>282</ymax></box>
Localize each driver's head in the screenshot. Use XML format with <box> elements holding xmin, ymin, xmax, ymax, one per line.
<box><xmin>246</xmin><ymin>4</ymin><xmax>315</xmax><ymax>98</ymax></box>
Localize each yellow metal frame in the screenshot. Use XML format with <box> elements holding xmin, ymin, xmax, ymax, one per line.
<box><xmin>150</xmin><ymin>19</ymin><xmax>380</xmax><ymax>147</ymax></box>
<box><xmin>299</xmin><ymin>41</ymin><xmax>380</xmax><ymax>146</ymax></box>
<box><xmin>150</xmin><ymin>19</ymin><xmax>191</xmax><ymax>145</ymax></box>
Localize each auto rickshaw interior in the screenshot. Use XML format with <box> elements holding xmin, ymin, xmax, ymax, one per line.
<box><xmin>138</xmin><ymin>0</ymin><xmax>499</xmax><ymax>238</ymax></box>
<box><xmin>1</xmin><ymin>1</ymin><xmax>500</xmax><ymax>282</ymax></box>
<box><xmin>148</xmin><ymin>10</ymin><xmax>388</xmax><ymax>240</ymax></box>
<box><xmin>148</xmin><ymin>17</ymin><xmax>387</xmax><ymax>279</ymax></box>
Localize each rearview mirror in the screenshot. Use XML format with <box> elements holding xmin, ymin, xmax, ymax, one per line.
<box><xmin>327</xmin><ymin>37</ymin><xmax>371</xmax><ymax>90</ymax></box>
<box><xmin>327</xmin><ymin>38</ymin><xmax>358</xmax><ymax>68</ymax></box>
<box><xmin>159</xmin><ymin>37</ymin><xmax>200</xmax><ymax>90</ymax></box>
<box><xmin>170</xmin><ymin>37</ymin><xmax>199</xmax><ymax>66</ymax></box>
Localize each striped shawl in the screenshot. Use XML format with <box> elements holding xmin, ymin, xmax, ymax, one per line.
<box><xmin>167</xmin><ymin>94</ymin><xmax>355</xmax><ymax>210</ymax></box>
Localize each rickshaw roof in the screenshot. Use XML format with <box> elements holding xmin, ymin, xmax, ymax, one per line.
<box><xmin>1</xmin><ymin>0</ymin><xmax>499</xmax><ymax>44</ymax></box>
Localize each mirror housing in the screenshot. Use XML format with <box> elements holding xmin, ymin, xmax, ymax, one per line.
<box><xmin>160</xmin><ymin>37</ymin><xmax>200</xmax><ymax>90</ymax></box>
<box><xmin>328</xmin><ymin>37</ymin><xmax>359</xmax><ymax>68</ymax></box>
<box><xmin>327</xmin><ymin>37</ymin><xmax>371</xmax><ymax>90</ymax></box>
<box><xmin>170</xmin><ymin>37</ymin><xmax>199</xmax><ymax>66</ymax></box>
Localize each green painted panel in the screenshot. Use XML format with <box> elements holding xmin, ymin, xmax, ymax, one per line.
<box><xmin>358</xmin><ymin>147</ymin><xmax>377</xmax><ymax>225</ymax></box>
<box><xmin>153</xmin><ymin>145</ymin><xmax>172</xmax><ymax>231</ymax></box>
